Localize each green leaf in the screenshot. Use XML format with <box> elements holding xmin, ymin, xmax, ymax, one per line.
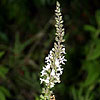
<box><xmin>0</xmin><ymin>51</ymin><xmax>5</xmax><ymax>58</ymax></box>
<box><xmin>71</xmin><ymin>86</ymin><xmax>78</xmax><ymax>100</ymax></box>
<box><xmin>0</xmin><ymin>91</ymin><xmax>6</xmax><ymax>100</ymax></box>
<box><xmin>41</xmin><ymin>0</ymin><xmax>46</xmax><ymax>5</ymax></box>
<box><xmin>0</xmin><ymin>86</ymin><xmax>11</xmax><ymax>97</ymax></box>
<box><xmin>82</xmin><ymin>61</ymin><xmax>100</xmax><ymax>87</ymax></box>
<box><xmin>20</xmin><ymin>37</ymin><xmax>34</xmax><ymax>52</ymax></box>
<box><xmin>14</xmin><ymin>33</ymin><xmax>20</xmax><ymax>55</ymax></box>
<box><xmin>35</xmin><ymin>96</ymin><xmax>40</xmax><ymax>100</ymax></box>
<box><xmin>78</xmin><ymin>88</ymin><xmax>84</xmax><ymax>100</ymax></box>
<box><xmin>84</xmin><ymin>25</ymin><xmax>96</xmax><ymax>33</ymax></box>
<box><xmin>13</xmin><ymin>33</ymin><xmax>34</xmax><ymax>55</ymax></box>
<box><xmin>0</xmin><ymin>32</ymin><xmax>8</xmax><ymax>42</ymax></box>
<box><xmin>87</xmin><ymin>40</ymin><xmax>100</xmax><ymax>60</ymax></box>
<box><xmin>95</xmin><ymin>10</ymin><xmax>100</xmax><ymax>26</ymax></box>
<box><xmin>0</xmin><ymin>67</ymin><xmax>9</xmax><ymax>79</ymax></box>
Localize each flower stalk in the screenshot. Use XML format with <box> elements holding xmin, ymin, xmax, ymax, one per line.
<box><xmin>40</xmin><ymin>1</ymin><xmax>67</xmax><ymax>100</ymax></box>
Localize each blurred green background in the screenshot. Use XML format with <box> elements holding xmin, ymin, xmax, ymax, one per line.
<box><xmin>0</xmin><ymin>0</ymin><xmax>100</xmax><ymax>100</ymax></box>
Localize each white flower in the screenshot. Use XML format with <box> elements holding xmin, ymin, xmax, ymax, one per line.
<box><xmin>54</xmin><ymin>75</ymin><xmax>60</xmax><ymax>83</ymax></box>
<box><xmin>51</xmin><ymin>69</ymin><xmax>55</xmax><ymax>76</ymax></box>
<box><xmin>40</xmin><ymin>77</ymin><xmax>50</xmax><ymax>84</ymax></box>
<box><xmin>41</xmin><ymin>70</ymin><xmax>46</xmax><ymax>76</ymax></box>
<box><xmin>57</xmin><ymin>68</ymin><xmax>63</xmax><ymax>75</ymax></box>
<box><xmin>59</xmin><ymin>56</ymin><xmax>67</xmax><ymax>64</ymax></box>
<box><xmin>45</xmin><ymin>64</ymin><xmax>50</xmax><ymax>70</ymax></box>
<box><xmin>61</xmin><ymin>48</ymin><xmax>66</xmax><ymax>54</ymax></box>
<box><xmin>52</xmin><ymin>48</ymin><xmax>55</xmax><ymax>51</ymax></box>
<box><xmin>40</xmin><ymin>78</ymin><xmax>45</xmax><ymax>84</ymax></box>
<box><xmin>45</xmin><ymin>77</ymin><xmax>50</xmax><ymax>84</ymax></box>
<box><xmin>50</xmin><ymin>82</ymin><xmax>55</xmax><ymax>88</ymax></box>
<box><xmin>55</xmin><ymin>58</ymin><xmax>59</xmax><ymax>67</ymax></box>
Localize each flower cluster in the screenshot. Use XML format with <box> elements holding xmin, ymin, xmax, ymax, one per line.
<box><xmin>40</xmin><ymin>1</ymin><xmax>66</xmax><ymax>100</ymax></box>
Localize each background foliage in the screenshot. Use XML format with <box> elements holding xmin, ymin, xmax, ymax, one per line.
<box><xmin>0</xmin><ymin>0</ymin><xmax>100</xmax><ymax>100</ymax></box>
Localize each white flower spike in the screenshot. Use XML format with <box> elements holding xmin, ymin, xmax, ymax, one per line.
<box><xmin>40</xmin><ymin>1</ymin><xmax>67</xmax><ymax>100</ymax></box>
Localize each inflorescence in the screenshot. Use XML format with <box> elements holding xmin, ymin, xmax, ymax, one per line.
<box><xmin>40</xmin><ymin>1</ymin><xmax>67</xmax><ymax>100</ymax></box>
